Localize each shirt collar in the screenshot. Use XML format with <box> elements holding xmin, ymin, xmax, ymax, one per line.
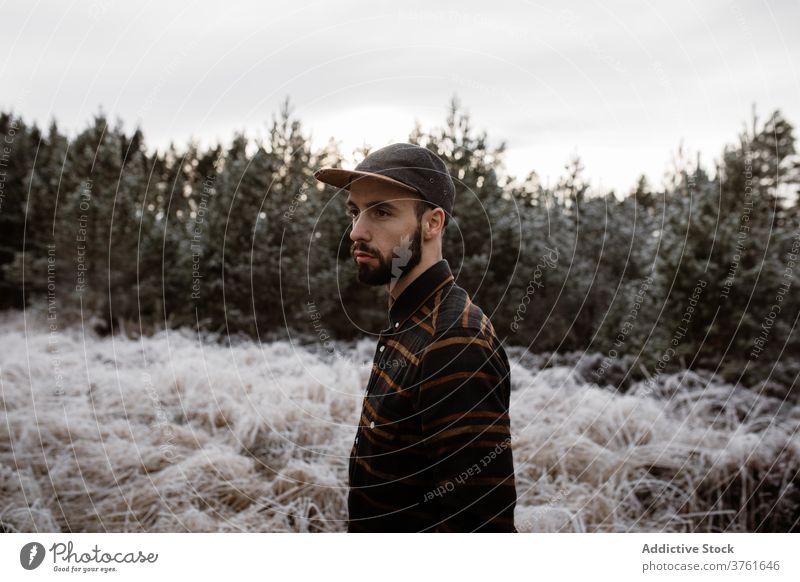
<box><xmin>383</xmin><ymin>259</ymin><xmax>455</xmax><ymax>333</ymax></box>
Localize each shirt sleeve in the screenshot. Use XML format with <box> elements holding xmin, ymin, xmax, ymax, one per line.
<box><xmin>415</xmin><ymin>327</ymin><xmax>517</xmax><ymax>532</ymax></box>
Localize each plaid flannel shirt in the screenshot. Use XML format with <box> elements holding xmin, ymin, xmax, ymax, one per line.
<box><xmin>347</xmin><ymin>259</ymin><xmax>517</xmax><ymax>532</ymax></box>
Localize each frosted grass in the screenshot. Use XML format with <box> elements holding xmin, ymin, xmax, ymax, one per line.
<box><xmin>1</xmin><ymin>310</ymin><xmax>798</xmax><ymax>532</ymax></box>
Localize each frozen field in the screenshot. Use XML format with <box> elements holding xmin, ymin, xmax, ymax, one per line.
<box><xmin>1</xmin><ymin>310</ymin><xmax>798</xmax><ymax>533</ymax></box>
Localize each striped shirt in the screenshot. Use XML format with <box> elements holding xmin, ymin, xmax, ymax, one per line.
<box><xmin>348</xmin><ymin>259</ymin><xmax>517</xmax><ymax>532</ymax></box>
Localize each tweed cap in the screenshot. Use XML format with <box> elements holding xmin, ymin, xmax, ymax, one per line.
<box><xmin>314</xmin><ymin>143</ymin><xmax>455</xmax><ymax>225</ymax></box>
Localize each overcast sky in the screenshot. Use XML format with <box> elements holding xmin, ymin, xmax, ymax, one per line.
<box><xmin>2</xmin><ymin>0</ymin><xmax>798</xmax><ymax>194</ymax></box>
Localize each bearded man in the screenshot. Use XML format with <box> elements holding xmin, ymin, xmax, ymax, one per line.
<box><xmin>314</xmin><ymin>143</ymin><xmax>517</xmax><ymax>532</ymax></box>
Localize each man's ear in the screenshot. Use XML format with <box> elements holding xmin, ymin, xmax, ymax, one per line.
<box><xmin>424</xmin><ymin>207</ymin><xmax>445</xmax><ymax>240</ymax></box>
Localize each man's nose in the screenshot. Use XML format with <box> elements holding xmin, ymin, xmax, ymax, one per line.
<box><xmin>349</xmin><ymin>214</ymin><xmax>369</xmax><ymax>242</ymax></box>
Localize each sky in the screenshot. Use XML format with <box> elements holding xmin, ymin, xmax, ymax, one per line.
<box><xmin>2</xmin><ymin>0</ymin><xmax>798</xmax><ymax>195</ymax></box>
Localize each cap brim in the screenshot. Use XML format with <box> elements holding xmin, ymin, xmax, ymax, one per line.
<box><xmin>313</xmin><ymin>168</ymin><xmax>418</xmax><ymax>194</ymax></box>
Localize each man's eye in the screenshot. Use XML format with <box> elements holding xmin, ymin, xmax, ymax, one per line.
<box><xmin>347</xmin><ymin>209</ymin><xmax>358</xmax><ymax>219</ymax></box>
<box><xmin>373</xmin><ymin>208</ymin><xmax>390</xmax><ymax>218</ymax></box>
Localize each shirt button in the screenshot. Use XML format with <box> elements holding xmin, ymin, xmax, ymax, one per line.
<box><xmin>370</xmin><ymin>421</ymin><xmax>375</xmax><ymax>429</ymax></box>
<box><xmin>394</xmin><ymin>322</ymin><xmax>399</xmax><ymax>328</ymax></box>
<box><xmin>379</xmin><ymin>345</ymin><xmax>385</xmax><ymax>352</ymax></box>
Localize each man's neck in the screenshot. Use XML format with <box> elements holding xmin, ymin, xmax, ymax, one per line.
<box><xmin>387</xmin><ymin>254</ymin><xmax>441</xmax><ymax>307</ymax></box>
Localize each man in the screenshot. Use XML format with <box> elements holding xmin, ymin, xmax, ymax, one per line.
<box><xmin>314</xmin><ymin>143</ymin><xmax>517</xmax><ymax>532</ymax></box>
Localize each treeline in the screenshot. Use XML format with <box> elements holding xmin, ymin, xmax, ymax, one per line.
<box><xmin>1</xmin><ymin>97</ymin><xmax>799</xmax><ymax>394</ymax></box>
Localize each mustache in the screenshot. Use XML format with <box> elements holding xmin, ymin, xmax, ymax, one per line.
<box><xmin>351</xmin><ymin>243</ymin><xmax>378</xmax><ymax>257</ymax></box>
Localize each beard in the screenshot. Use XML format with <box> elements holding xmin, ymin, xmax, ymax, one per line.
<box><xmin>351</xmin><ymin>221</ymin><xmax>423</xmax><ymax>287</ymax></box>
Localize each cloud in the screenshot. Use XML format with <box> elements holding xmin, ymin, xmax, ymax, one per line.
<box><xmin>1</xmin><ymin>0</ymin><xmax>797</xmax><ymax>193</ymax></box>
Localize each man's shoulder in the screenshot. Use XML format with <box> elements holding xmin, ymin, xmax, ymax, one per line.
<box><xmin>416</xmin><ymin>282</ymin><xmax>510</xmax><ymax>378</ymax></box>
<box><xmin>429</xmin><ymin>282</ymin><xmax>499</xmax><ymax>343</ymax></box>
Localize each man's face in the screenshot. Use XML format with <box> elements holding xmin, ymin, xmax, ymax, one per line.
<box><xmin>346</xmin><ymin>178</ymin><xmax>424</xmax><ymax>288</ymax></box>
